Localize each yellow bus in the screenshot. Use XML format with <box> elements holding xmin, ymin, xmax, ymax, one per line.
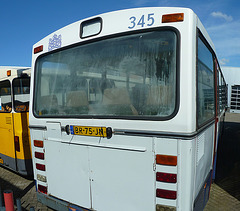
<box><xmin>0</xmin><ymin>66</ymin><xmax>32</xmax><ymax>176</ymax></box>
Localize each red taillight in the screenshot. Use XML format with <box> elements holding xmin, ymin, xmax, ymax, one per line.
<box><xmin>34</xmin><ymin>140</ymin><xmax>44</xmax><ymax>148</ymax></box>
<box><xmin>34</xmin><ymin>45</ymin><xmax>43</xmax><ymax>54</ymax></box>
<box><xmin>14</xmin><ymin>136</ymin><xmax>20</xmax><ymax>152</ymax></box>
<box><xmin>38</xmin><ymin>184</ymin><xmax>47</xmax><ymax>194</ymax></box>
<box><xmin>35</xmin><ymin>152</ymin><xmax>45</xmax><ymax>160</ymax></box>
<box><xmin>36</xmin><ymin>163</ymin><xmax>46</xmax><ymax>171</ymax></box>
<box><xmin>156</xmin><ymin>172</ymin><xmax>177</xmax><ymax>183</ymax></box>
<box><xmin>156</xmin><ymin>189</ymin><xmax>177</xmax><ymax>200</ymax></box>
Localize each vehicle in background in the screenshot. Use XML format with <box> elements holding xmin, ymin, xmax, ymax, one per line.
<box><xmin>0</xmin><ymin>66</ymin><xmax>32</xmax><ymax>176</ymax></box>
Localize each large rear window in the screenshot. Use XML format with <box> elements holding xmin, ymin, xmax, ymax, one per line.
<box><xmin>34</xmin><ymin>30</ymin><xmax>178</xmax><ymax>119</ymax></box>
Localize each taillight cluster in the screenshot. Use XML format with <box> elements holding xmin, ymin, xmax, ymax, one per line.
<box><xmin>34</xmin><ymin>140</ymin><xmax>47</xmax><ymax>194</ymax></box>
<box><xmin>156</xmin><ymin>154</ymin><xmax>177</xmax><ymax>200</ymax></box>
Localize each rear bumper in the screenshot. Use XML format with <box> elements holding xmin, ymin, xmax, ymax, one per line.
<box><xmin>37</xmin><ymin>192</ymin><xmax>92</xmax><ymax>211</ymax></box>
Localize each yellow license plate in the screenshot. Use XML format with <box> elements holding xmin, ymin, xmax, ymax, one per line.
<box><xmin>70</xmin><ymin>125</ymin><xmax>108</xmax><ymax>137</ymax></box>
<box><xmin>0</xmin><ymin>159</ymin><xmax>3</xmax><ymax>164</ymax></box>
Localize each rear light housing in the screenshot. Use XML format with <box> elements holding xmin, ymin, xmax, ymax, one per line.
<box><xmin>7</xmin><ymin>70</ymin><xmax>11</xmax><ymax>76</ymax></box>
<box><xmin>34</xmin><ymin>140</ymin><xmax>44</xmax><ymax>148</ymax></box>
<box><xmin>156</xmin><ymin>154</ymin><xmax>177</xmax><ymax>166</ymax></box>
<box><xmin>36</xmin><ymin>163</ymin><xmax>46</xmax><ymax>171</ymax></box>
<box><xmin>37</xmin><ymin>174</ymin><xmax>47</xmax><ymax>183</ymax></box>
<box><xmin>162</xmin><ymin>13</ymin><xmax>184</xmax><ymax>23</ymax></box>
<box><xmin>34</xmin><ymin>45</ymin><xmax>43</xmax><ymax>54</ymax></box>
<box><xmin>35</xmin><ymin>152</ymin><xmax>45</xmax><ymax>160</ymax></box>
<box><xmin>38</xmin><ymin>184</ymin><xmax>47</xmax><ymax>194</ymax></box>
<box><xmin>156</xmin><ymin>172</ymin><xmax>177</xmax><ymax>183</ymax></box>
<box><xmin>156</xmin><ymin>204</ymin><xmax>176</xmax><ymax>211</ymax></box>
<box><xmin>155</xmin><ymin>154</ymin><xmax>178</xmax><ymax>201</ymax></box>
<box><xmin>156</xmin><ymin>188</ymin><xmax>177</xmax><ymax>200</ymax></box>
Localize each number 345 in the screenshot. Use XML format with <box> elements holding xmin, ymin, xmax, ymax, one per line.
<box><xmin>128</xmin><ymin>13</ymin><xmax>155</xmax><ymax>29</ymax></box>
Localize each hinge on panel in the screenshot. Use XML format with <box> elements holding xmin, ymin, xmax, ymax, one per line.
<box><xmin>153</xmin><ymin>163</ymin><xmax>156</xmax><ymax>171</ymax></box>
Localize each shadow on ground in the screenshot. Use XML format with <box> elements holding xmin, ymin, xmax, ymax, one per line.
<box><xmin>215</xmin><ymin>121</ymin><xmax>240</xmax><ymax>201</ymax></box>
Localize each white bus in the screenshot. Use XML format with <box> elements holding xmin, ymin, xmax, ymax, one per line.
<box><xmin>29</xmin><ymin>7</ymin><xmax>227</xmax><ymax>211</ymax></box>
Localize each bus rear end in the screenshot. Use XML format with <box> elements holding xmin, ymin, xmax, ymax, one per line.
<box><xmin>30</xmin><ymin>7</ymin><xmax>215</xmax><ymax>211</ymax></box>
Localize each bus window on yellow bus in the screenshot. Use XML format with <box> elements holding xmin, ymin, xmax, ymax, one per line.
<box><xmin>13</xmin><ymin>77</ymin><xmax>30</xmax><ymax>112</ymax></box>
<box><xmin>0</xmin><ymin>80</ymin><xmax>12</xmax><ymax>112</ymax></box>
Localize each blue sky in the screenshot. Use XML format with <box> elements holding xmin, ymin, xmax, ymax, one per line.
<box><xmin>0</xmin><ymin>0</ymin><xmax>239</xmax><ymax>67</ymax></box>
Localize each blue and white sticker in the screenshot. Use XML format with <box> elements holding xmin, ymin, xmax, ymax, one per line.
<box><xmin>48</xmin><ymin>34</ymin><xmax>62</xmax><ymax>51</ymax></box>
<box><xmin>70</xmin><ymin>125</ymin><xmax>74</xmax><ymax>135</ymax></box>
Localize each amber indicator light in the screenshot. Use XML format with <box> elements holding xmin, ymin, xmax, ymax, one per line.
<box><xmin>162</xmin><ymin>13</ymin><xmax>184</xmax><ymax>23</ymax></box>
<box><xmin>156</xmin><ymin>154</ymin><xmax>177</xmax><ymax>166</ymax></box>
